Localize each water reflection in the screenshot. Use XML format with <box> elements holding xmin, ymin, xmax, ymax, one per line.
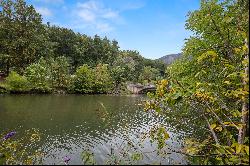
<box><xmin>0</xmin><ymin>94</ymin><xmax>188</xmax><ymax>165</ymax></box>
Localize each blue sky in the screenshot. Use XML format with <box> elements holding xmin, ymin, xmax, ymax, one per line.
<box><xmin>27</xmin><ymin>0</ymin><xmax>200</xmax><ymax>59</ymax></box>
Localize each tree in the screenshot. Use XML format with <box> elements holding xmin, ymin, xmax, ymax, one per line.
<box><xmin>93</xmin><ymin>64</ymin><xmax>112</xmax><ymax>93</ymax></box>
<box><xmin>71</xmin><ymin>63</ymin><xmax>113</xmax><ymax>94</ymax></box>
<box><xmin>50</xmin><ymin>56</ymin><xmax>70</xmax><ymax>89</ymax></box>
<box><xmin>145</xmin><ymin>0</ymin><xmax>249</xmax><ymax>164</ymax></box>
<box><xmin>72</xmin><ymin>64</ymin><xmax>94</xmax><ymax>94</ymax></box>
<box><xmin>0</xmin><ymin>0</ymin><xmax>51</xmax><ymax>74</ymax></box>
<box><xmin>47</xmin><ymin>26</ymin><xmax>83</xmax><ymax>72</ymax></box>
<box><xmin>110</xmin><ymin>54</ymin><xmax>136</xmax><ymax>91</ymax></box>
<box><xmin>85</xmin><ymin>35</ymin><xmax>119</xmax><ymax>66</ymax></box>
<box><xmin>139</xmin><ymin>66</ymin><xmax>160</xmax><ymax>84</ymax></box>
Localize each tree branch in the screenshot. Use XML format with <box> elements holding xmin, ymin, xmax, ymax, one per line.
<box><xmin>202</xmin><ymin>113</ymin><xmax>220</xmax><ymax>145</ymax></box>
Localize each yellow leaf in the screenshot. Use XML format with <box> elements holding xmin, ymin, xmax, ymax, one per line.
<box><xmin>234</xmin><ymin>48</ymin><xmax>241</xmax><ymax>54</ymax></box>
<box><xmin>242</xmin><ymin>59</ymin><xmax>249</xmax><ymax>65</ymax></box>
<box><xmin>196</xmin><ymin>82</ymin><xmax>202</xmax><ymax>87</ymax></box>
<box><xmin>242</xmin><ymin>32</ymin><xmax>247</xmax><ymax>39</ymax></box>
<box><xmin>245</xmin><ymin>146</ymin><xmax>249</xmax><ymax>155</ymax></box>
<box><xmin>242</xmin><ymin>45</ymin><xmax>248</xmax><ymax>53</ymax></box>
<box><xmin>25</xmin><ymin>158</ymin><xmax>33</xmax><ymax>165</ymax></box>
<box><xmin>231</xmin><ymin>142</ymin><xmax>237</xmax><ymax>148</ymax></box>
<box><xmin>215</xmin><ymin>126</ymin><xmax>223</xmax><ymax>132</ymax></box>
<box><xmin>236</xmin><ymin>144</ymin><xmax>242</xmax><ymax>154</ymax></box>
<box><xmin>164</xmin><ymin>132</ymin><xmax>170</xmax><ymax>140</ymax></box>
<box><xmin>210</xmin><ymin>124</ymin><xmax>217</xmax><ymax>129</ymax></box>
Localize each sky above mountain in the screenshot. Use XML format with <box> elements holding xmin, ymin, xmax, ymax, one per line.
<box><xmin>27</xmin><ymin>0</ymin><xmax>200</xmax><ymax>59</ymax></box>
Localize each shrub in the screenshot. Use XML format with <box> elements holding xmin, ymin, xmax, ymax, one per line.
<box><xmin>5</xmin><ymin>71</ymin><xmax>30</xmax><ymax>93</ymax></box>
<box><xmin>25</xmin><ymin>60</ymin><xmax>52</xmax><ymax>93</ymax></box>
<box><xmin>0</xmin><ymin>83</ymin><xmax>8</xmax><ymax>94</ymax></box>
<box><xmin>93</xmin><ymin>64</ymin><xmax>113</xmax><ymax>94</ymax></box>
<box><xmin>72</xmin><ymin>64</ymin><xmax>94</xmax><ymax>93</ymax></box>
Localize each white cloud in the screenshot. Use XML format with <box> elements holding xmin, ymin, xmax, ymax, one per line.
<box><xmin>76</xmin><ymin>0</ymin><xmax>119</xmax><ymax>22</ymax></box>
<box><xmin>77</xmin><ymin>1</ymin><xmax>99</xmax><ymax>11</ymax></box>
<box><xmin>78</xmin><ymin>9</ymin><xmax>96</xmax><ymax>22</ymax></box>
<box><xmin>96</xmin><ymin>22</ymin><xmax>113</xmax><ymax>32</ymax></box>
<box><xmin>121</xmin><ymin>1</ymin><xmax>145</xmax><ymax>11</ymax></box>
<box><xmin>70</xmin><ymin>0</ymin><xmax>144</xmax><ymax>33</ymax></box>
<box><xmin>101</xmin><ymin>10</ymin><xmax>119</xmax><ymax>19</ymax></box>
<box><xmin>35</xmin><ymin>0</ymin><xmax>64</xmax><ymax>4</ymax></box>
<box><xmin>36</xmin><ymin>7</ymin><xmax>52</xmax><ymax>17</ymax></box>
<box><xmin>73</xmin><ymin>0</ymin><xmax>120</xmax><ymax>32</ymax></box>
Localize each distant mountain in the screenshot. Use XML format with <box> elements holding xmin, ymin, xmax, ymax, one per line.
<box><xmin>158</xmin><ymin>53</ymin><xmax>182</xmax><ymax>65</ymax></box>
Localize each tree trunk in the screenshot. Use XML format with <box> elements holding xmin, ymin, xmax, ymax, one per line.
<box><xmin>238</xmin><ymin>38</ymin><xmax>249</xmax><ymax>144</ymax></box>
<box><xmin>6</xmin><ymin>57</ymin><xmax>10</xmax><ymax>76</ymax></box>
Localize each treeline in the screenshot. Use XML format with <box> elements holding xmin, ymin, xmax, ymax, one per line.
<box><xmin>0</xmin><ymin>0</ymin><xmax>166</xmax><ymax>94</ymax></box>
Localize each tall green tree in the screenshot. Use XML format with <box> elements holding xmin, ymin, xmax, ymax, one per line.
<box><xmin>110</xmin><ymin>54</ymin><xmax>136</xmax><ymax>90</ymax></box>
<box><xmin>47</xmin><ymin>26</ymin><xmax>84</xmax><ymax>72</ymax></box>
<box><xmin>50</xmin><ymin>56</ymin><xmax>70</xmax><ymax>89</ymax></box>
<box><xmin>0</xmin><ymin>0</ymin><xmax>51</xmax><ymax>74</ymax></box>
<box><xmin>86</xmin><ymin>35</ymin><xmax>119</xmax><ymax>66</ymax></box>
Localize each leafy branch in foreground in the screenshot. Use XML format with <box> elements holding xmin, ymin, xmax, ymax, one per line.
<box><xmin>145</xmin><ymin>0</ymin><xmax>249</xmax><ymax>164</ymax></box>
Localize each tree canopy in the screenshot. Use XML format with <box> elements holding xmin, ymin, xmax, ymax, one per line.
<box><xmin>0</xmin><ymin>0</ymin><xmax>166</xmax><ymax>94</ymax></box>
<box><xmin>145</xmin><ymin>0</ymin><xmax>249</xmax><ymax>164</ymax></box>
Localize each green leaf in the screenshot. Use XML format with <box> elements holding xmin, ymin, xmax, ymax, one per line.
<box><xmin>131</xmin><ymin>153</ymin><xmax>142</xmax><ymax>161</ymax></box>
<box><xmin>195</xmin><ymin>72</ymin><xmax>200</xmax><ymax>78</ymax></box>
<box><xmin>224</xmin><ymin>17</ymin><xmax>233</xmax><ymax>23</ymax></box>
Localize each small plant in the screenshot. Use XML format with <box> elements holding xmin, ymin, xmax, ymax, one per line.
<box><xmin>0</xmin><ymin>129</ymin><xmax>43</xmax><ymax>165</ymax></box>
<box><xmin>81</xmin><ymin>150</ymin><xmax>96</xmax><ymax>165</ymax></box>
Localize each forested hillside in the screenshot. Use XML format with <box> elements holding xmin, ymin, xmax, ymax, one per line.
<box><xmin>158</xmin><ymin>53</ymin><xmax>182</xmax><ymax>65</ymax></box>
<box><xmin>0</xmin><ymin>0</ymin><xmax>166</xmax><ymax>94</ymax></box>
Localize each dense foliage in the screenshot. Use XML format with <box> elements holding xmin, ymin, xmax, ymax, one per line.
<box><xmin>145</xmin><ymin>0</ymin><xmax>249</xmax><ymax>164</ymax></box>
<box><xmin>0</xmin><ymin>0</ymin><xmax>51</xmax><ymax>75</ymax></box>
<box><xmin>0</xmin><ymin>0</ymin><xmax>166</xmax><ymax>94</ymax></box>
<box><xmin>1</xmin><ymin>0</ymin><xmax>248</xmax><ymax>165</ymax></box>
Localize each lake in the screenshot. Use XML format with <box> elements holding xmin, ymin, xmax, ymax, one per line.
<box><xmin>0</xmin><ymin>94</ymin><xmax>189</xmax><ymax>165</ymax></box>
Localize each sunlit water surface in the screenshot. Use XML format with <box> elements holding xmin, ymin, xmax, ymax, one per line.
<box><xmin>0</xmin><ymin>94</ymin><xmax>190</xmax><ymax>165</ymax></box>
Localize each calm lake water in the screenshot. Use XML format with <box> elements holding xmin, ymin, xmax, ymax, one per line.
<box><xmin>0</xmin><ymin>94</ymin><xmax>189</xmax><ymax>165</ymax></box>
